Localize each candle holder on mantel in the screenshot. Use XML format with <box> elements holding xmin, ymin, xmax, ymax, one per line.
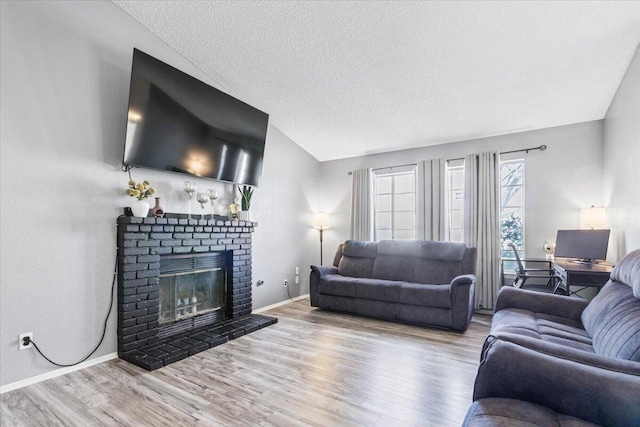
<box><xmin>183</xmin><ymin>181</ymin><xmax>196</xmax><ymax>218</ymax></box>
<box><xmin>197</xmin><ymin>192</ymin><xmax>210</xmax><ymax>209</ymax></box>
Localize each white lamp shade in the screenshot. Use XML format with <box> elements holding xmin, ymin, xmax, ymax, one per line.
<box><xmin>313</xmin><ymin>212</ymin><xmax>330</xmax><ymax>229</ymax></box>
<box><xmin>580</xmin><ymin>206</ymin><xmax>606</xmax><ymax>229</ymax></box>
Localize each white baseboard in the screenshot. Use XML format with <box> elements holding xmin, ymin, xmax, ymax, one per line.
<box><xmin>2</xmin><ymin>296</ymin><xmax>310</xmax><ymax>394</ymax></box>
<box><xmin>252</xmin><ymin>293</ymin><xmax>309</xmax><ymax>314</ymax></box>
<box><xmin>0</xmin><ymin>352</ymin><xmax>118</xmax><ymax>395</ymax></box>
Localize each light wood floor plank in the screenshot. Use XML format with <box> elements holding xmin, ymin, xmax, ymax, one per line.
<box><xmin>1</xmin><ymin>298</ymin><xmax>490</xmax><ymax>426</ymax></box>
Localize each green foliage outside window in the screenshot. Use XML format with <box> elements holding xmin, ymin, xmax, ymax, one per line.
<box><xmin>501</xmin><ymin>212</ymin><xmax>523</xmax><ymax>248</ymax></box>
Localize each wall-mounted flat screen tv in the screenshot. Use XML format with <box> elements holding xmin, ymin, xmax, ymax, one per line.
<box><xmin>123</xmin><ymin>49</ymin><xmax>269</xmax><ymax>187</ymax></box>
<box><xmin>554</xmin><ymin>229</ymin><xmax>611</xmax><ymax>263</ymax></box>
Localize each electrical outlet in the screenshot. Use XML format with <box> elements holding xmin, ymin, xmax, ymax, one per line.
<box><xmin>19</xmin><ymin>332</ymin><xmax>33</xmax><ymax>350</ymax></box>
<box><xmin>283</xmin><ymin>280</ymin><xmax>288</xmax><ymax>288</ymax></box>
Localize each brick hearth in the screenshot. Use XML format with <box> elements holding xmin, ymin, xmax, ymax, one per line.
<box><xmin>116</xmin><ymin>215</ymin><xmax>276</xmax><ymax>370</ymax></box>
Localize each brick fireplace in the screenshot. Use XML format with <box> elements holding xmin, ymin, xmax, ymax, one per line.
<box><xmin>116</xmin><ymin>215</ymin><xmax>276</xmax><ymax>371</ymax></box>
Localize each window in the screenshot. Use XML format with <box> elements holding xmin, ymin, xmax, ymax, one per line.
<box><xmin>445</xmin><ymin>158</ymin><xmax>526</xmax><ymax>257</ymax></box>
<box><xmin>373</xmin><ymin>166</ymin><xmax>416</xmax><ymax>240</ymax></box>
<box><xmin>500</xmin><ymin>159</ymin><xmax>525</xmax><ymax>269</ymax></box>
<box><xmin>446</xmin><ymin>161</ymin><xmax>465</xmax><ymax>242</ymax></box>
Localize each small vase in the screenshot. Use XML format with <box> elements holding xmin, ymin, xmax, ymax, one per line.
<box><xmin>238</xmin><ymin>211</ymin><xmax>252</xmax><ymax>221</ymax></box>
<box><xmin>131</xmin><ymin>199</ymin><xmax>150</xmax><ymax>217</ymax></box>
<box><xmin>151</xmin><ymin>197</ymin><xmax>164</xmax><ymax>218</ymax></box>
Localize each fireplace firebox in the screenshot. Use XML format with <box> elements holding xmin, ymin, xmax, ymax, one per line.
<box><xmin>158</xmin><ymin>252</ymin><xmax>229</xmax><ymax>338</ymax></box>
<box><xmin>117</xmin><ymin>215</ymin><xmax>277</xmax><ymax>371</ymax></box>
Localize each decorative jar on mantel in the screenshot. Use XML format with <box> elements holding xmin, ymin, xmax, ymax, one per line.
<box><xmin>131</xmin><ymin>199</ymin><xmax>150</xmax><ymax>218</ymax></box>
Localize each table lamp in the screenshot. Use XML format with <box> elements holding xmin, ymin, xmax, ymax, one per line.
<box><xmin>580</xmin><ymin>206</ymin><xmax>606</xmax><ymax>229</ymax></box>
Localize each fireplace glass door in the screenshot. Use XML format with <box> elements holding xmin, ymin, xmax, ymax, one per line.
<box><xmin>158</xmin><ymin>253</ymin><xmax>227</xmax><ymax>326</ymax></box>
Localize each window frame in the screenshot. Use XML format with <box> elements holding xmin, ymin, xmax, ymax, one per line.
<box><xmin>500</xmin><ymin>158</ymin><xmax>526</xmax><ymax>270</ymax></box>
<box><xmin>445</xmin><ymin>160</ymin><xmax>465</xmax><ymax>242</ymax></box>
<box><xmin>373</xmin><ymin>165</ymin><xmax>417</xmax><ymax>241</ymax></box>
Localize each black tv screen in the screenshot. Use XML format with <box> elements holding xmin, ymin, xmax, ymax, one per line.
<box><xmin>554</xmin><ymin>229</ymin><xmax>611</xmax><ymax>261</ymax></box>
<box><xmin>123</xmin><ymin>49</ymin><xmax>268</xmax><ymax>186</ymax></box>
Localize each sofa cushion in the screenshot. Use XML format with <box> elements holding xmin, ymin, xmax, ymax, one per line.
<box><xmin>492</xmin><ymin>308</ymin><xmax>594</xmax><ymax>353</ymax></box>
<box><xmin>580</xmin><ymin>250</ymin><xmax>640</xmax><ymax>361</ymax></box>
<box><xmin>412</xmin><ymin>241</ymin><xmax>468</xmax><ymax>284</ymax></box>
<box><xmin>462</xmin><ymin>398</ymin><xmax>600</xmax><ymax>427</ymax></box>
<box><xmin>338</xmin><ymin>240</ymin><xmax>378</xmax><ymax>278</ymax></box>
<box><xmin>590</xmin><ymin>291</ymin><xmax>640</xmax><ymax>361</ymax></box>
<box><xmin>355</xmin><ymin>279</ymin><xmax>403</xmax><ymax>303</ymax></box>
<box><xmin>611</xmin><ymin>248</ymin><xmax>640</xmax><ymax>298</ymax></box>
<box><xmin>317</xmin><ymin>275</ymin><xmax>358</xmax><ymax>297</ymax></box>
<box><xmin>399</xmin><ymin>283</ymin><xmax>451</xmax><ymax>308</ymax></box>
<box><xmin>581</xmin><ymin>281</ymin><xmax>633</xmax><ymax>337</ymax></box>
<box><xmin>417</xmin><ymin>240</ymin><xmax>467</xmax><ymax>261</ymax></box>
<box><xmin>371</xmin><ymin>240</ymin><xmax>417</xmax><ymax>282</ymax></box>
<box><xmin>413</xmin><ymin>259</ymin><xmax>464</xmax><ymax>285</ymax></box>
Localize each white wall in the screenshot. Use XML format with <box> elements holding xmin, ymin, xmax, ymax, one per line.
<box><xmin>0</xmin><ymin>1</ymin><xmax>319</xmax><ymax>387</ymax></box>
<box><xmin>251</xmin><ymin>126</ymin><xmax>321</xmax><ymax>307</ymax></box>
<box><xmin>320</xmin><ymin>121</ymin><xmax>605</xmax><ymax>261</ymax></box>
<box><xmin>604</xmin><ymin>45</ymin><xmax>640</xmax><ymax>259</ymax></box>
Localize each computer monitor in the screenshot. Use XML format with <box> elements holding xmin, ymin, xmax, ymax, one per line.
<box><xmin>554</xmin><ymin>229</ymin><xmax>610</xmax><ymax>263</ymax></box>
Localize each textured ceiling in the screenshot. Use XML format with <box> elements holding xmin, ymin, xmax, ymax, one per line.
<box><xmin>112</xmin><ymin>1</ymin><xmax>640</xmax><ymax>161</ymax></box>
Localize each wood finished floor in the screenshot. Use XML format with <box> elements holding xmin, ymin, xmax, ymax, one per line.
<box><xmin>1</xmin><ymin>299</ymin><xmax>491</xmax><ymax>427</ymax></box>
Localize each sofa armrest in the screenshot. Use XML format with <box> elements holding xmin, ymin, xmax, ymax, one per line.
<box><xmin>494</xmin><ymin>286</ymin><xmax>589</xmax><ymax>321</ymax></box>
<box><xmin>310</xmin><ymin>265</ymin><xmax>338</xmax><ymax>277</ymax></box>
<box><xmin>309</xmin><ymin>265</ymin><xmax>338</xmax><ymax>307</ymax></box>
<box><xmin>449</xmin><ymin>274</ymin><xmax>476</xmax><ymax>331</ymax></box>
<box><xmin>473</xmin><ymin>337</ymin><xmax>640</xmax><ymax>426</ymax></box>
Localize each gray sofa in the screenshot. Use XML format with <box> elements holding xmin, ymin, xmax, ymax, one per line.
<box><xmin>465</xmin><ymin>248</ymin><xmax>640</xmax><ymax>426</ymax></box>
<box><xmin>310</xmin><ymin>239</ymin><xmax>477</xmax><ymax>331</ymax></box>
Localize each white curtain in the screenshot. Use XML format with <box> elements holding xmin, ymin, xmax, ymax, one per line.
<box><xmin>419</xmin><ymin>159</ymin><xmax>446</xmax><ymax>241</ymax></box>
<box><xmin>464</xmin><ymin>152</ymin><xmax>501</xmax><ymax>310</ymax></box>
<box><xmin>350</xmin><ymin>168</ymin><xmax>373</xmax><ymax>241</ymax></box>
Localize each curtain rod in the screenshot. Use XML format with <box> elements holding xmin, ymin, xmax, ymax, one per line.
<box><xmin>446</xmin><ymin>144</ymin><xmax>547</xmax><ymax>163</ymax></box>
<box><xmin>348</xmin><ymin>163</ymin><xmax>417</xmax><ymax>176</ymax></box>
<box><xmin>346</xmin><ymin>144</ymin><xmax>547</xmax><ymax>174</ymax></box>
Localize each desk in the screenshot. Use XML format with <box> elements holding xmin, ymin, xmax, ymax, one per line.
<box><xmin>552</xmin><ymin>258</ymin><xmax>613</xmax><ymax>297</ymax></box>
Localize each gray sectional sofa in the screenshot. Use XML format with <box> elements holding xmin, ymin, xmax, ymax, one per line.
<box><xmin>465</xmin><ymin>248</ymin><xmax>640</xmax><ymax>426</ymax></box>
<box><xmin>310</xmin><ymin>239</ymin><xmax>477</xmax><ymax>331</ymax></box>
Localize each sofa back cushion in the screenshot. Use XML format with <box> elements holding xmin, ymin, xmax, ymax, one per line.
<box><xmin>372</xmin><ymin>240</ymin><xmax>418</xmax><ymax>282</ymax></box>
<box><xmin>332</xmin><ymin>243</ymin><xmax>344</xmax><ymax>267</ymax></box>
<box><xmin>581</xmin><ymin>281</ymin><xmax>630</xmax><ymax>335</ymax></box>
<box><xmin>611</xmin><ymin>248</ymin><xmax>640</xmax><ymax>298</ymax></box>
<box><xmin>413</xmin><ymin>241</ymin><xmax>473</xmax><ymax>284</ymax></box>
<box><xmin>581</xmin><ymin>249</ymin><xmax>640</xmax><ymax>361</ymax></box>
<box><xmin>338</xmin><ymin>240</ymin><xmax>377</xmax><ymax>278</ymax></box>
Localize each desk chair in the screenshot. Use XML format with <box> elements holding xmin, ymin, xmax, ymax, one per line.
<box><xmin>508</xmin><ymin>244</ymin><xmax>560</xmax><ymax>292</ymax></box>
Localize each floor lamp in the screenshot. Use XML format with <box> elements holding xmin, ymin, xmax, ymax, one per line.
<box><xmin>313</xmin><ymin>212</ymin><xmax>330</xmax><ymax>265</ymax></box>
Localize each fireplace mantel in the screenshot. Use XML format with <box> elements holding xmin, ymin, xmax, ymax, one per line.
<box><xmin>116</xmin><ymin>215</ymin><xmax>276</xmax><ymax>370</ymax></box>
